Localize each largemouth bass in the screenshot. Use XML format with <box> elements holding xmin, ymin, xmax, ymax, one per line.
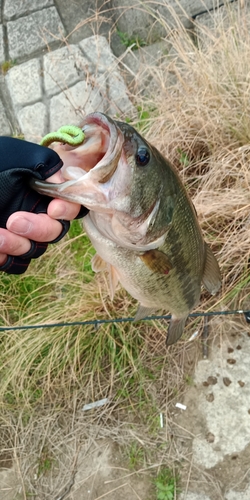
<box><xmin>32</xmin><ymin>112</ymin><xmax>221</xmax><ymax>345</ymax></box>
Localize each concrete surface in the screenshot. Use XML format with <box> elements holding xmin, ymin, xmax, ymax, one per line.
<box><xmin>193</xmin><ymin>333</ymin><xmax>250</xmax><ymax>469</ymax></box>
<box><xmin>176</xmin><ymin>323</ymin><xmax>250</xmax><ymax>499</ymax></box>
<box><xmin>0</xmin><ymin>468</ymin><xmax>23</xmax><ymax>500</ymax></box>
<box><xmin>180</xmin><ymin>494</ymin><xmax>211</xmax><ymax>500</ymax></box>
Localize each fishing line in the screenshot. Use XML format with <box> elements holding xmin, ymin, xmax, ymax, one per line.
<box><xmin>0</xmin><ymin>309</ymin><xmax>249</xmax><ymax>332</ymax></box>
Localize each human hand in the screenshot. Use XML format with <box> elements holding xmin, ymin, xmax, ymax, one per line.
<box><xmin>0</xmin><ymin>171</ymin><xmax>81</xmax><ymax>267</ymax></box>
<box><xmin>0</xmin><ymin>137</ymin><xmax>87</xmax><ymax>274</ymax></box>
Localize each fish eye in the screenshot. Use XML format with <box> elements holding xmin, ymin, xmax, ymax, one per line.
<box><xmin>135</xmin><ymin>147</ymin><xmax>150</xmax><ymax>167</ymax></box>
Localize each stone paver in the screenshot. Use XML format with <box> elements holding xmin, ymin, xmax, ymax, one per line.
<box><xmin>17</xmin><ymin>102</ymin><xmax>47</xmax><ymax>142</ymax></box>
<box><xmin>43</xmin><ymin>45</ymin><xmax>85</xmax><ymax>97</ymax></box>
<box><xmin>6</xmin><ymin>59</ymin><xmax>42</xmax><ymax>107</ymax></box>
<box><xmin>4</xmin><ymin>0</ymin><xmax>54</xmax><ymax>21</ymax></box>
<box><xmin>111</xmin><ymin>0</ymin><xmax>221</xmax><ymax>42</ymax></box>
<box><xmin>7</xmin><ymin>7</ymin><xmax>64</xmax><ymax>60</ymax></box>
<box><xmin>56</xmin><ymin>0</ymin><xmax>113</xmax><ymax>44</ymax></box>
<box><xmin>49</xmin><ymin>80</ymin><xmax>104</xmax><ymax>131</ymax></box>
<box><xmin>79</xmin><ymin>36</ymin><xmax>117</xmax><ymax>72</ymax></box>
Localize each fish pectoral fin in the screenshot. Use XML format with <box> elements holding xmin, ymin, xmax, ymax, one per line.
<box><xmin>91</xmin><ymin>255</ymin><xmax>119</xmax><ymax>300</ymax></box>
<box><xmin>108</xmin><ymin>265</ymin><xmax>119</xmax><ymax>301</ymax></box>
<box><xmin>91</xmin><ymin>254</ymin><xmax>108</xmax><ymax>272</ymax></box>
<box><xmin>134</xmin><ymin>305</ymin><xmax>157</xmax><ymax>321</ymax></box>
<box><xmin>139</xmin><ymin>249</ymin><xmax>173</xmax><ymax>275</ymax></box>
<box><xmin>166</xmin><ymin>315</ymin><xmax>188</xmax><ymax>346</ymax></box>
<box><xmin>202</xmin><ymin>243</ymin><xmax>221</xmax><ymax>295</ymax></box>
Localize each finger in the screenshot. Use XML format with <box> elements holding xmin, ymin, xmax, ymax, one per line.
<box><xmin>46</xmin><ymin>170</ymin><xmax>81</xmax><ymax>220</ymax></box>
<box><xmin>47</xmin><ymin>170</ymin><xmax>65</xmax><ymax>183</ymax></box>
<box><xmin>47</xmin><ymin>199</ymin><xmax>81</xmax><ymax>220</ymax></box>
<box><xmin>0</xmin><ymin>228</ymin><xmax>31</xmax><ymax>256</ymax></box>
<box><xmin>0</xmin><ymin>253</ymin><xmax>8</xmax><ymax>266</ymax></box>
<box><xmin>6</xmin><ymin>213</ymin><xmax>63</xmax><ymax>242</ymax></box>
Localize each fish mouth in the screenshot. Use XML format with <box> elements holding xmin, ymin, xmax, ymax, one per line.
<box><xmin>31</xmin><ymin>112</ymin><xmax>124</xmax><ymax>208</ymax></box>
<box><xmin>32</xmin><ymin>113</ymin><xmax>167</xmax><ymax>250</ymax></box>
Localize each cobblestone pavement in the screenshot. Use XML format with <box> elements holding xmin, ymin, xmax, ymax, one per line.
<box><xmin>0</xmin><ymin>0</ymin><xmax>131</xmax><ymax>141</ymax></box>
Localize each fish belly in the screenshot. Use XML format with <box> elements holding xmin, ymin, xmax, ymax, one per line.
<box><xmin>83</xmin><ymin>214</ymin><xmax>201</xmax><ymax>317</ymax></box>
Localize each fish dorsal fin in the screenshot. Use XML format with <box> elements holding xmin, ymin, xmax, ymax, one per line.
<box><xmin>139</xmin><ymin>249</ymin><xmax>172</xmax><ymax>275</ymax></box>
<box><xmin>91</xmin><ymin>254</ymin><xmax>108</xmax><ymax>272</ymax></box>
<box><xmin>134</xmin><ymin>305</ymin><xmax>157</xmax><ymax>321</ymax></box>
<box><xmin>166</xmin><ymin>315</ymin><xmax>188</xmax><ymax>346</ymax></box>
<box><xmin>202</xmin><ymin>243</ymin><xmax>221</xmax><ymax>295</ymax></box>
<box><xmin>108</xmin><ymin>265</ymin><xmax>119</xmax><ymax>301</ymax></box>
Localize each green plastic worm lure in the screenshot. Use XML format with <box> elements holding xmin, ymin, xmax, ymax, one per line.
<box><xmin>40</xmin><ymin>125</ymin><xmax>85</xmax><ymax>148</ymax></box>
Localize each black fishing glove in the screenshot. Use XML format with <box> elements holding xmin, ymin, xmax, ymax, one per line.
<box><xmin>0</xmin><ymin>137</ymin><xmax>88</xmax><ymax>274</ymax></box>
